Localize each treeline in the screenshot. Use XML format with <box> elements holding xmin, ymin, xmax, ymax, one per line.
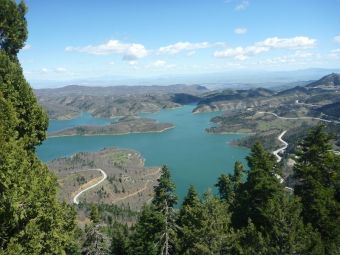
<box><xmin>0</xmin><ymin>1</ymin><xmax>78</xmax><ymax>254</ymax></box>
<box><xmin>82</xmin><ymin>125</ymin><xmax>339</xmax><ymax>255</ymax></box>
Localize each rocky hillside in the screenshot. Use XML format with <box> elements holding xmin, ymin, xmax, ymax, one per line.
<box><xmin>306</xmin><ymin>73</ymin><xmax>340</xmax><ymax>88</ymax></box>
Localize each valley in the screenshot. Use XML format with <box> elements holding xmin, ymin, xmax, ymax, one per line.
<box><xmin>36</xmin><ymin>73</ymin><xmax>340</xmax><ymax>208</ymax></box>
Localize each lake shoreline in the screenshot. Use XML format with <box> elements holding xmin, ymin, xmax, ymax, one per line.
<box><xmin>48</xmin><ymin>125</ymin><xmax>176</xmax><ymax>138</ymax></box>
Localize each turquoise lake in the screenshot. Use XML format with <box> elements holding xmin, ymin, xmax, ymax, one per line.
<box><xmin>37</xmin><ymin>105</ymin><xmax>250</xmax><ymax>201</ymax></box>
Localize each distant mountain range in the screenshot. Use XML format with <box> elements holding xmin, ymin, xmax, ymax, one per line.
<box><xmin>35</xmin><ymin>84</ymin><xmax>208</xmax><ymax>97</ymax></box>
<box><xmin>30</xmin><ymin>68</ymin><xmax>340</xmax><ymax>89</ymax></box>
<box><xmin>34</xmin><ymin>73</ymin><xmax>340</xmax><ymax>121</ymax></box>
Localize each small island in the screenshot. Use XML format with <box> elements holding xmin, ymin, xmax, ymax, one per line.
<box><xmin>48</xmin><ymin>116</ymin><xmax>175</xmax><ymax>137</ymax></box>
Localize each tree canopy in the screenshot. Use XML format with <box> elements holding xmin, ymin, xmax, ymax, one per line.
<box><xmin>0</xmin><ymin>1</ymin><xmax>77</xmax><ymax>254</ymax></box>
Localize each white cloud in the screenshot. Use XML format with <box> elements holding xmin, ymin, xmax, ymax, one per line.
<box><xmin>334</xmin><ymin>35</ymin><xmax>340</xmax><ymax>43</ymax></box>
<box><xmin>293</xmin><ymin>50</ymin><xmax>314</xmax><ymax>58</ymax></box>
<box><xmin>109</xmin><ymin>61</ymin><xmax>115</xmax><ymax>65</ymax></box>
<box><xmin>148</xmin><ymin>60</ymin><xmax>176</xmax><ymax>69</ymax></box>
<box><xmin>234</xmin><ymin>27</ymin><xmax>247</xmax><ymax>35</ymax></box>
<box><xmin>150</xmin><ymin>60</ymin><xmax>167</xmax><ymax>67</ymax></box>
<box><xmin>40</xmin><ymin>67</ymin><xmax>69</xmax><ymax>74</ymax></box>
<box><xmin>258</xmin><ymin>56</ymin><xmax>297</xmax><ymax>65</ymax></box>
<box><xmin>158</xmin><ymin>41</ymin><xmax>213</xmax><ymax>54</ymax></box>
<box><xmin>22</xmin><ymin>44</ymin><xmax>31</xmax><ymax>50</ymax></box>
<box><xmin>329</xmin><ymin>49</ymin><xmax>340</xmax><ymax>59</ymax></box>
<box><xmin>214</xmin><ymin>46</ymin><xmax>269</xmax><ymax>60</ymax></box>
<box><xmin>257</xmin><ymin>51</ymin><xmax>316</xmax><ymax>66</ymax></box>
<box><xmin>235</xmin><ymin>0</ymin><xmax>249</xmax><ymax>11</ymax></box>
<box><xmin>257</xmin><ymin>36</ymin><xmax>316</xmax><ymax>49</ymax></box>
<box><xmin>127</xmin><ymin>60</ymin><xmax>138</xmax><ymax>65</ymax></box>
<box><xmin>122</xmin><ymin>43</ymin><xmax>148</xmax><ymax>60</ymax></box>
<box><xmin>65</xmin><ymin>40</ymin><xmax>148</xmax><ymax>60</ymax></box>
<box><xmin>55</xmin><ymin>67</ymin><xmax>67</xmax><ymax>73</ymax></box>
<box><xmin>187</xmin><ymin>51</ymin><xmax>196</xmax><ymax>56</ymax></box>
<box><xmin>214</xmin><ymin>36</ymin><xmax>316</xmax><ymax>60</ymax></box>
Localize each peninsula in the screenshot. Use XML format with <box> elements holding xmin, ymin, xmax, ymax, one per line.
<box><xmin>48</xmin><ymin>116</ymin><xmax>175</xmax><ymax>137</ymax></box>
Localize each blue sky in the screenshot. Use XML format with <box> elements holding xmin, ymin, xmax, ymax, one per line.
<box><xmin>18</xmin><ymin>0</ymin><xmax>340</xmax><ymax>83</ymax></box>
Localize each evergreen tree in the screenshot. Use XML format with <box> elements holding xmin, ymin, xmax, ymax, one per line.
<box><xmin>129</xmin><ymin>205</ymin><xmax>162</xmax><ymax>255</ymax></box>
<box><xmin>177</xmin><ymin>185</ymin><xmax>203</xmax><ymax>254</ymax></box>
<box><xmin>229</xmin><ymin>142</ymin><xmax>322</xmax><ymax>254</ymax></box>
<box><xmin>231</xmin><ymin>220</ymin><xmax>268</xmax><ymax>255</ymax></box>
<box><xmin>293</xmin><ymin>125</ymin><xmax>340</xmax><ymax>254</ymax></box>
<box><xmin>90</xmin><ymin>205</ymin><xmax>101</xmax><ymax>224</ymax></box>
<box><xmin>130</xmin><ymin>166</ymin><xmax>177</xmax><ymax>255</ymax></box>
<box><xmin>82</xmin><ymin>207</ymin><xmax>108</xmax><ymax>255</ymax></box>
<box><xmin>233</xmin><ymin>142</ymin><xmax>282</xmax><ymax>228</ymax></box>
<box><xmin>82</xmin><ymin>224</ymin><xmax>108</xmax><ymax>255</ymax></box>
<box><xmin>216</xmin><ymin>161</ymin><xmax>244</xmax><ymax>206</ymax></box>
<box><xmin>0</xmin><ymin>0</ymin><xmax>28</xmax><ymax>56</ymax></box>
<box><xmin>110</xmin><ymin>222</ymin><xmax>130</xmax><ymax>255</ymax></box>
<box><xmin>0</xmin><ymin>1</ymin><xmax>78</xmax><ymax>253</ymax></box>
<box><xmin>177</xmin><ymin>187</ymin><xmax>231</xmax><ymax>255</ymax></box>
<box><xmin>152</xmin><ymin>165</ymin><xmax>177</xmax><ymax>210</ymax></box>
<box><xmin>190</xmin><ymin>191</ymin><xmax>231</xmax><ymax>255</ymax></box>
<box><xmin>152</xmin><ymin>165</ymin><xmax>177</xmax><ymax>255</ymax></box>
<box><xmin>0</xmin><ymin>50</ymin><xmax>48</xmax><ymax>150</ymax></box>
<box><xmin>0</xmin><ymin>138</ymin><xmax>78</xmax><ymax>254</ymax></box>
<box><xmin>260</xmin><ymin>194</ymin><xmax>323</xmax><ymax>255</ymax></box>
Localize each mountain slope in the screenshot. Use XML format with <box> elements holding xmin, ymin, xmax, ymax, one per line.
<box><xmin>306</xmin><ymin>73</ymin><xmax>340</xmax><ymax>88</ymax></box>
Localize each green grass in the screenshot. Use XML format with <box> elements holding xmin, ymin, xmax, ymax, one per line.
<box><xmin>110</xmin><ymin>152</ymin><xmax>128</xmax><ymax>165</ymax></box>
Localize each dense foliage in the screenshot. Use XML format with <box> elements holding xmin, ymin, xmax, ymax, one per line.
<box><xmin>0</xmin><ymin>1</ymin><xmax>77</xmax><ymax>254</ymax></box>
<box><xmin>106</xmin><ymin>126</ymin><xmax>339</xmax><ymax>255</ymax></box>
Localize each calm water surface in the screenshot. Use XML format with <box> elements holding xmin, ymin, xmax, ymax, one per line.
<box><xmin>38</xmin><ymin>105</ymin><xmax>249</xmax><ymax>201</ymax></box>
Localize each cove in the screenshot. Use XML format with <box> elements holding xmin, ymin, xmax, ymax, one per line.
<box><xmin>37</xmin><ymin>105</ymin><xmax>250</xmax><ymax>201</ymax></box>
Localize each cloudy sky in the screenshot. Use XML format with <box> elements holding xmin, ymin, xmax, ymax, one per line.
<box><xmin>19</xmin><ymin>0</ymin><xmax>340</xmax><ymax>82</ymax></box>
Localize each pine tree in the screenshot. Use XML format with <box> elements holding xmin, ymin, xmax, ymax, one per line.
<box><xmin>0</xmin><ymin>0</ymin><xmax>28</xmax><ymax>56</ymax></box>
<box><xmin>129</xmin><ymin>205</ymin><xmax>162</xmax><ymax>255</ymax></box>
<box><xmin>216</xmin><ymin>161</ymin><xmax>244</xmax><ymax>206</ymax></box>
<box><xmin>231</xmin><ymin>220</ymin><xmax>268</xmax><ymax>255</ymax></box>
<box><xmin>152</xmin><ymin>166</ymin><xmax>177</xmax><ymax>255</ymax></box>
<box><xmin>229</xmin><ymin>142</ymin><xmax>322</xmax><ymax>254</ymax></box>
<box><xmin>177</xmin><ymin>185</ymin><xmax>203</xmax><ymax>254</ymax></box>
<box><xmin>0</xmin><ymin>1</ymin><xmax>78</xmax><ymax>253</ymax></box>
<box><xmin>233</xmin><ymin>142</ymin><xmax>282</xmax><ymax>228</ymax></box>
<box><xmin>293</xmin><ymin>125</ymin><xmax>340</xmax><ymax>254</ymax></box>
<box><xmin>130</xmin><ymin>166</ymin><xmax>177</xmax><ymax>255</ymax></box>
<box><xmin>82</xmin><ymin>206</ymin><xmax>108</xmax><ymax>255</ymax></box>
<box><xmin>110</xmin><ymin>222</ymin><xmax>130</xmax><ymax>255</ymax></box>
<box><xmin>90</xmin><ymin>205</ymin><xmax>101</xmax><ymax>224</ymax></box>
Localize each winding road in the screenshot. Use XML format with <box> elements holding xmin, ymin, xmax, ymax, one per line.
<box><xmin>72</xmin><ymin>168</ymin><xmax>160</xmax><ymax>205</ymax></box>
<box><xmin>73</xmin><ymin>168</ymin><xmax>107</xmax><ymax>204</ymax></box>
<box><xmin>295</xmin><ymin>99</ymin><xmax>320</xmax><ymax>107</ymax></box>
<box><xmin>272</xmin><ymin>130</ymin><xmax>293</xmax><ymax>191</ymax></box>
<box><xmin>273</xmin><ymin>130</ymin><xmax>288</xmax><ymax>163</ymax></box>
<box><xmin>258</xmin><ymin>111</ymin><xmax>340</xmax><ymax>124</ymax></box>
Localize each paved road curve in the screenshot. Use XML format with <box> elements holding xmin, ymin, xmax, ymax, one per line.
<box><xmin>272</xmin><ymin>130</ymin><xmax>294</xmax><ymax>191</ymax></box>
<box><xmin>258</xmin><ymin>111</ymin><xmax>340</xmax><ymax>124</ymax></box>
<box><xmin>73</xmin><ymin>168</ymin><xmax>107</xmax><ymax>204</ymax></box>
<box><xmin>273</xmin><ymin>130</ymin><xmax>288</xmax><ymax>163</ymax></box>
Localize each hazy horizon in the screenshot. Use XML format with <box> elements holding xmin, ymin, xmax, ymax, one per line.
<box><xmin>19</xmin><ymin>0</ymin><xmax>340</xmax><ymax>88</ymax></box>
